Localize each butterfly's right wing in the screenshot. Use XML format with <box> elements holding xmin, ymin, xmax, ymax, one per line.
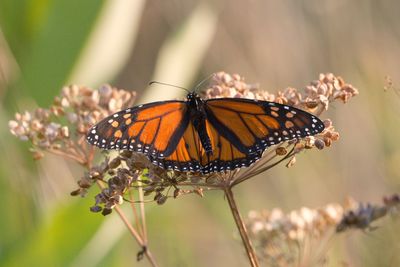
<box><xmin>204</xmin><ymin>98</ymin><xmax>325</xmax><ymax>154</ymax></box>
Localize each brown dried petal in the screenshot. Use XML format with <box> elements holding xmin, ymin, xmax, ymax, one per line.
<box><xmin>78</xmin><ymin>178</ymin><xmax>92</xmax><ymax>188</ymax></box>
<box><xmin>102</xmin><ymin>208</ymin><xmax>112</xmax><ymax>216</ymax></box>
<box><xmin>314</xmin><ymin>139</ymin><xmax>325</xmax><ymax>150</ymax></box>
<box><xmin>276</xmin><ymin>147</ymin><xmax>288</xmax><ymax>156</ymax></box>
<box><xmin>286</xmin><ymin>156</ymin><xmax>296</xmax><ymax>168</ymax></box>
<box><xmin>173</xmin><ymin>188</ymin><xmax>182</xmax><ymax>198</ymax></box>
<box><xmin>323</xmin><ymin>137</ymin><xmax>332</xmax><ymax>147</ymax></box>
<box><xmin>193</xmin><ymin>188</ymin><xmax>204</xmax><ymax>197</ymax></box>
<box><xmin>108</xmin><ymin>158</ymin><xmax>121</xmax><ymax>169</ymax></box>
<box><xmin>70</xmin><ymin>188</ymin><xmax>82</xmax><ymax>196</ymax></box>
<box><xmin>156</xmin><ymin>195</ymin><xmax>168</xmax><ymax>205</ymax></box>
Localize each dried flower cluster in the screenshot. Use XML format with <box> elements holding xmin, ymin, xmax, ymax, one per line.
<box><xmin>9</xmin><ymin>72</ymin><xmax>358</xmax><ymax>216</ymax></box>
<box><xmin>204</xmin><ymin>72</ymin><xmax>355</xmax><ymax>152</ymax></box>
<box><xmin>384</xmin><ymin>75</ymin><xmax>400</xmax><ymax>98</ymax></box>
<box><xmin>336</xmin><ymin>193</ymin><xmax>400</xmax><ymax>232</ymax></box>
<box><xmin>9</xmin><ymin>84</ymin><xmax>135</xmax><ymax>164</ymax></box>
<box><xmin>246</xmin><ymin>194</ymin><xmax>400</xmax><ymax>267</ymax></box>
<box><xmin>203</xmin><ymin>72</ymin><xmax>358</xmax><ymax>111</ymax></box>
<box><xmin>84</xmin><ymin>152</ymin><xmax>207</xmax><ymax>215</ymax></box>
<box><xmin>246</xmin><ymin>204</ymin><xmax>342</xmax><ymax>267</ymax></box>
<box><xmin>9</xmin><ymin>72</ymin><xmax>361</xmax><ymax>267</ymax></box>
<box><xmin>8</xmin><ymin>84</ymin><xmax>159</xmax><ymax>265</ymax></box>
<box><xmin>202</xmin><ymin>72</ymin><xmax>356</xmax><ymax>187</ymax></box>
<box><xmin>84</xmin><ymin>72</ymin><xmax>358</xmax><ymax>213</ymax></box>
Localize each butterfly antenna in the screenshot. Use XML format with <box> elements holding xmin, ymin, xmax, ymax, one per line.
<box><xmin>149</xmin><ymin>81</ymin><xmax>191</xmax><ymax>94</ymax></box>
<box><xmin>194</xmin><ymin>73</ymin><xmax>216</xmax><ymax>93</ymax></box>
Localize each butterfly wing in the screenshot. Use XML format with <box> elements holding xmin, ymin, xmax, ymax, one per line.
<box><xmin>153</xmin><ymin>118</ymin><xmax>256</xmax><ymax>174</ymax></box>
<box><xmin>199</xmin><ymin>98</ymin><xmax>325</xmax><ymax>172</ymax></box>
<box><xmin>87</xmin><ymin>100</ymin><xmax>190</xmax><ymax>159</ymax></box>
<box><xmin>151</xmin><ymin>120</ymin><xmax>203</xmax><ymax>172</ymax></box>
<box><xmin>87</xmin><ymin>97</ymin><xmax>325</xmax><ymax>174</ymax></box>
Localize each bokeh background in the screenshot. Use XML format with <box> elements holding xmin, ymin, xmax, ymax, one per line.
<box><xmin>1</xmin><ymin>0</ymin><xmax>400</xmax><ymax>266</ymax></box>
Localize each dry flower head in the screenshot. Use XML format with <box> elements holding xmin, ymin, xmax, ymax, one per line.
<box><xmin>9</xmin><ymin>72</ymin><xmax>358</xmax><ymax>215</ymax></box>
<box><xmin>246</xmin><ymin>194</ymin><xmax>400</xmax><ymax>267</ymax></box>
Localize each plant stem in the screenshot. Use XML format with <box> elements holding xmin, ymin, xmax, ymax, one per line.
<box><xmin>129</xmin><ymin>190</ymin><xmax>143</xmax><ymax>239</ymax></box>
<box><xmin>113</xmin><ymin>205</ymin><xmax>159</xmax><ymax>267</ymax></box>
<box><xmin>232</xmin><ymin>145</ymin><xmax>296</xmax><ymax>187</ymax></box>
<box><xmin>137</xmin><ymin>177</ymin><xmax>148</xmax><ymax>244</ymax></box>
<box><xmin>96</xmin><ymin>181</ymin><xmax>159</xmax><ymax>267</ymax></box>
<box><xmin>47</xmin><ymin>148</ymin><xmax>87</xmax><ymax>165</ymax></box>
<box><xmin>224</xmin><ymin>186</ymin><xmax>259</xmax><ymax>267</ymax></box>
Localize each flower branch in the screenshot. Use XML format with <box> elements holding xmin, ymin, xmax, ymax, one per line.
<box><xmin>9</xmin><ymin>72</ymin><xmax>358</xmax><ymax>266</ymax></box>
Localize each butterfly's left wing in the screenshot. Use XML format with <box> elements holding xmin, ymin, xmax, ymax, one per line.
<box><xmin>87</xmin><ymin>101</ymin><xmax>190</xmax><ymax>159</ymax></box>
<box><xmin>204</xmin><ymin>97</ymin><xmax>325</xmax><ymax>156</ymax></box>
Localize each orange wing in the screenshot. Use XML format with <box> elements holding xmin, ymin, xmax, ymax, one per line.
<box><xmin>152</xmin><ymin>119</ymin><xmax>261</xmax><ymax>174</ymax></box>
<box><xmin>149</xmin><ymin>121</ymin><xmax>202</xmax><ymax>172</ymax></box>
<box><xmin>87</xmin><ymin>101</ymin><xmax>189</xmax><ymax>158</ymax></box>
<box><xmin>205</xmin><ymin>98</ymin><xmax>325</xmax><ymax>156</ymax></box>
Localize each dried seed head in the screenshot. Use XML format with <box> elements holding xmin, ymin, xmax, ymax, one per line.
<box><xmin>108</xmin><ymin>158</ymin><xmax>121</xmax><ymax>169</ymax></box>
<box><xmin>304</xmin><ymin>136</ymin><xmax>315</xmax><ymax>149</ymax></box>
<box><xmin>275</xmin><ymin>147</ymin><xmax>288</xmax><ymax>156</ymax></box>
<box><xmin>383</xmin><ymin>194</ymin><xmax>400</xmax><ymax>207</ymax></box>
<box><xmin>246</xmin><ymin>203</ymin><xmax>344</xmax><ymax>266</ymax></box>
<box><xmin>102</xmin><ymin>208</ymin><xmax>112</xmax><ymax>216</ymax></box>
<box><xmin>90</xmin><ymin>205</ymin><xmax>102</xmax><ymax>213</ymax></box>
<box><xmin>78</xmin><ymin>178</ymin><xmax>92</xmax><ymax>189</ymax></box>
<box><xmin>314</xmin><ymin>138</ymin><xmax>325</xmax><ymax>150</ymax></box>
<box><xmin>245</xmin><ymin>193</ymin><xmax>398</xmax><ymax>266</ymax></box>
<box><xmin>70</xmin><ymin>188</ymin><xmax>82</xmax><ymax>196</ymax></box>
<box><xmin>305</xmin><ymin>100</ymin><xmax>319</xmax><ymax>109</ymax></box>
<box><xmin>156</xmin><ymin>195</ymin><xmax>168</xmax><ymax>205</ymax></box>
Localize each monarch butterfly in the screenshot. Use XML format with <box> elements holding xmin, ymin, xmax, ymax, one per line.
<box><xmin>87</xmin><ymin>92</ymin><xmax>325</xmax><ymax>174</ymax></box>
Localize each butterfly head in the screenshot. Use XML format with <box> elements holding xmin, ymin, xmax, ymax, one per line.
<box><xmin>186</xmin><ymin>92</ymin><xmax>199</xmax><ymax>99</ymax></box>
<box><xmin>186</xmin><ymin>92</ymin><xmax>202</xmax><ymax>103</ymax></box>
<box><xmin>186</xmin><ymin>92</ymin><xmax>206</xmax><ymax>114</ymax></box>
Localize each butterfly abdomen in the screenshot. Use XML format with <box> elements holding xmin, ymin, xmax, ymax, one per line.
<box><xmin>196</xmin><ymin>120</ymin><xmax>213</xmax><ymax>155</ymax></box>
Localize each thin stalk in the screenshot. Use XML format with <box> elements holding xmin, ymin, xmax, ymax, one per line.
<box><xmin>137</xmin><ymin>176</ymin><xmax>148</xmax><ymax>244</ymax></box>
<box><xmin>224</xmin><ymin>186</ymin><xmax>259</xmax><ymax>267</ymax></box>
<box><xmin>113</xmin><ymin>205</ymin><xmax>144</xmax><ymax>244</ymax></box>
<box><xmin>47</xmin><ymin>148</ymin><xmax>87</xmax><ymax>165</ymax></box>
<box><xmin>96</xmin><ymin>180</ymin><xmax>159</xmax><ymax>267</ymax></box>
<box><xmin>96</xmin><ymin>181</ymin><xmax>143</xmax><ymax>243</ymax></box>
<box><xmin>129</xmin><ymin>190</ymin><xmax>143</xmax><ymax>238</ymax></box>
<box><xmin>232</xmin><ymin>146</ymin><xmax>296</xmax><ymax>187</ymax></box>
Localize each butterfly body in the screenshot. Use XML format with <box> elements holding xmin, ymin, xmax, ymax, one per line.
<box><xmin>87</xmin><ymin>93</ymin><xmax>325</xmax><ymax>174</ymax></box>
<box><xmin>187</xmin><ymin>93</ymin><xmax>213</xmax><ymax>155</ymax></box>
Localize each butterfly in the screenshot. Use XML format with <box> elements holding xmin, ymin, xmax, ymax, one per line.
<box><xmin>87</xmin><ymin>92</ymin><xmax>325</xmax><ymax>174</ymax></box>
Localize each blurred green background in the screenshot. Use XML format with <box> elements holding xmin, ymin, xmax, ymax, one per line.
<box><xmin>1</xmin><ymin>1</ymin><xmax>400</xmax><ymax>266</ymax></box>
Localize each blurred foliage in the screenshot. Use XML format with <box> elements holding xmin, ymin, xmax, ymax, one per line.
<box><xmin>1</xmin><ymin>0</ymin><xmax>400</xmax><ymax>266</ymax></box>
<box><xmin>0</xmin><ymin>0</ymin><xmax>106</xmax><ymax>105</ymax></box>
